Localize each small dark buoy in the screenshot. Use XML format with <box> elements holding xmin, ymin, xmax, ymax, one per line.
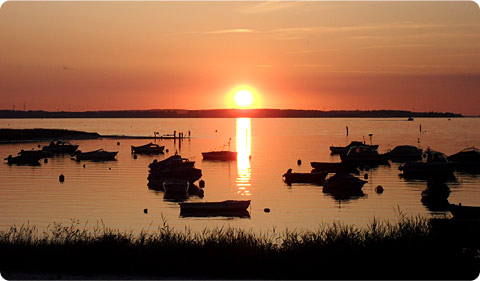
<box><xmin>297</xmin><ymin>159</ymin><xmax>302</xmax><ymax>165</ymax></box>
<box><xmin>83</xmin><ymin>164</ymin><xmax>86</xmax><ymax>168</ymax></box>
<box><xmin>133</xmin><ymin>154</ymin><xmax>138</xmax><ymax>159</ymax></box>
<box><xmin>199</xmin><ymin>179</ymin><xmax>205</xmax><ymax>188</ymax></box>
<box><xmin>37</xmin><ymin>144</ymin><xmax>41</xmax><ymax>148</ymax></box>
<box><xmin>44</xmin><ymin>158</ymin><xmax>48</xmax><ymax>163</ymax></box>
<box><xmin>166</xmin><ymin>149</ymin><xmax>169</xmax><ymax>153</ymax></box>
<box><xmin>375</xmin><ymin>185</ymin><xmax>384</xmax><ymax>194</ymax></box>
<box><xmin>264</xmin><ymin>208</ymin><xmax>270</xmax><ymax>213</ymax></box>
<box><xmin>144</xmin><ymin>208</ymin><xmax>148</xmax><ymax>214</ymax></box>
<box><xmin>364</xmin><ymin>173</ymin><xmax>368</xmax><ymax>179</ymax></box>
<box><xmin>59</xmin><ymin>174</ymin><xmax>65</xmax><ymax>182</ymax></box>
<box><xmin>117</xmin><ymin>141</ymin><xmax>120</xmax><ymax>146</ymax></box>
<box><xmin>109</xmin><ymin>167</ymin><xmax>111</xmax><ymax>170</ymax></box>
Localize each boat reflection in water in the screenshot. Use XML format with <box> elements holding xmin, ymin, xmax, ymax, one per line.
<box><xmin>236</xmin><ymin>118</ymin><xmax>251</xmax><ymax>197</ymax></box>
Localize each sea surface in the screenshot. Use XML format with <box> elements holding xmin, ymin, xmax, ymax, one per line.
<box><xmin>1</xmin><ymin>118</ymin><xmax>479</xmax><ymax>233</ymax></box>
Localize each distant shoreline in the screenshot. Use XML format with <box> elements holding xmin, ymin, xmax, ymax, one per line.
<box><xmin>0</xmin><ymin>109</ymin><xmax>463</xmax><ymax>118</ymax></box>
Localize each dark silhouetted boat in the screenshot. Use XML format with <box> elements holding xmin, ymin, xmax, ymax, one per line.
<box><xmin>323</xmin><ymin>172</ymin><xmax>367</xmax><ymax>192</ymax></box>
<box><xmin>399</xmin><ymin>149</ymin><xmax>454</xmax><ymax>179</ymax></box>
<box><xmin>179</xmin><ymin>200</ymin><xmax>250</xmax><ymax>212</ymax></box>
<box><xmin>131</xmin><ymin>143</ymin><xmax>165</xmax><ymax>154</ymax></box>
<box><xmin>4</xmin><ymin>154</ymin><xmax>41</xmax><ymax>165</ymax></box>
<box><xmin>19</xmin><ymin>149</ymin><xmax>53</xmax><ymax>158</ymax></box>
<box><xmin>407</xmin><ymin>117</ymin><xmax>414</xmax><ymax>121</ymax></box>
<box><xmin>447</xmin><ymin>147</ymin><xmax>480</xmax><ymax>173</ymax></box>
<box><xmin>148</xmin><ymin>155</ymin><xmax>195</xmax><ymax>172</ymax></box>
<box><xmin>75</xmin><ymin>149</ymin><xmax>118</xmax><ymax>161</ymax></box>
<box><xmin>330</xmin><ymin>141</ymin><xmax>378</xmax><ymax>155</ymax></box>
<box><xmin>310</xmin><ymin>161</ymin><xmax>358</xmax><ymax>173</ymax></box>
<box><xmin>180</xmin><ymin>209</ymin><xmax>250</xmax><ymax>218</ymax></box>
<box><xmin>385</xmin><ymin>145</ymin><xmax>422</xmax><ymax>162</ymax></box>
<box><xmin>449</xmin><ymin>204</ymin><xmax>480</xmax><ymax>220</ymax></box>
<box><xmin>202</xmin><ymin>138</ymin><xmax>237</xmax><ymax>160</ymax></box>
<box><xmin>282</xmin><ymin>168</ymin><xmax>327</xmax><ymax>184</ymax></box>
<box><xmin>340</xmin><ymin>146</ymin><xmax>389</xmax><ymax>166</ymax></box>
<box><xmin>42</xmin><ymin>140</ymin><xmax>79</xmax><ymax>153</ymax></box>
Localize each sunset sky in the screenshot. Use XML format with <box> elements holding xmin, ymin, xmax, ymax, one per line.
<box><xmin>0</xmin><ymin>1</ymin><xmax>479</xmax><ymax>115</ymax></box>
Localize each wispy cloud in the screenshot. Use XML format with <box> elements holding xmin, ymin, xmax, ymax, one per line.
<box><xmin>358</xmin><ymin>44</ymin><xmax>431</xmax><ymax>50</ymax></box>
<box><xmin>257</xmin><ymin>64</ymin><xmax>273</xmax><ymax>68</ymax></box>
<box><xmin>205</xmin><ymin>29</ymin><xmax>256</xmax><ymax>34</ymax></box>
<box><xmin>239</xmin><ymin>2</ymin><xmax>299</xmax><ymax>14</ymax></box>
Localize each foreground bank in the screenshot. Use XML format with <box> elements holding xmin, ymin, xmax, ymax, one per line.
<box><xmin>1</xmin><ymin>217</ymin><xmax>478</xmax><ymax>280</ymax></box>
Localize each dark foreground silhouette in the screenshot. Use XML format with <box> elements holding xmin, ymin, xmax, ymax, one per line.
<box><xmin>1</xmin><ymin>216</ymin><xmax>479</xmax><ymax>280</ymax></box>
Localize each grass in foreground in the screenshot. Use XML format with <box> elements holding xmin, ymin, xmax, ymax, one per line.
<box><xmin>1</xmin><ymin>216</ymin><xmax>479</xmax><ymax>280</ymax></box>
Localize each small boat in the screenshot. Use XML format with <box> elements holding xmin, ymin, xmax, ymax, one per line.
<box><xmin>407</xmin><ymin>117</ymin><xmax>414</xmax><ymax>121</ymax></box>
<box><xmin>162</xmin><ymin>179</ymin><xmax>190</xmax><ymax>194</ymax></box>
<box><xmin>385</xmin><ymin>145</ymin><xmax>422</xmax><ymax>162</ymax></box>
<box><xmin>19</xmin><ymin>149</ymin><xmax>53</xmax><ymax>158</ymax></box>
<box><xmin>399</xmin><ymin>149</ymin><xmax>455</xmax><ymax>179</ymax></box>
<box><xmin>179</xmin><ymin>200</ymin><xmax>251</xmax><ymax>212</ymax></box>
<box><xmin>42</xmin><ymin>140</ymin><xmax>79</xmax><ymax>153</ymax></box>
<box><xmin>202</xmin><ymin>151</ymin><xmax>237</xmax><ymax>161</ymax></box>
<box><xmin>340</xmin><ymin>146</ymin><xmax>389</xmax><ymax>166</ymax></box>
<box><xmin>282</xmin><ymin>169</ymin><xmax>327</xmax><ymax>184</ymax></box>
<box><xmin>75</xmin><ymin>149</ymin><xmax>118</xmax><ymax>161</ymax></box>
<box><xmin>148</xmin><ymin>155</ymin><xmax>195</xmax><ymax>172</ymax></box>
<box><xmin>131</xmin><ymin>143</ymin><xmax>165</xmax><ymax>154</ymax></box>
<box><xmin>147</xmin><ymin>167</ymin><xmax>203</xmax><ymax>186</ymax></box>
<box><xmin>4</xmin><ymin>154</ymin><xmax>41</xmax><ymax>165</ymax></box>
<box><xmin>449</xmin><ymin>204</ymin><xmax>480</xmax><ymax>220</ymax></box>
<box><xmin>330</xmin><ymin>141</ymin><xmax>378</xmax><ymax>155</ymax></box>
<box><xmin>180</xmin><ymin>209</ymin><xmax>250</xmax><ymax>218</ymax></box>
<box><xmin>323</xmin><ymin>172</ymin><xmax>367</xmax><ymax>192</ymax></box>
<box><xmin>202</xmin><ymin>138</ymin><xmax>237</xmax><ymax>160</ymax></box>
<box><xmin>310</xmin><ymin>162</ymin><xmax>358</xmax><ymax>173</ymax></box>
<box><xmin>447</xmin><ymin>147</ymin><xmax>480</xmax><ymax>173</ymax></box>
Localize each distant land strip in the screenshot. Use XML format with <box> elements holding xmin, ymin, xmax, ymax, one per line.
<box><xmin>0</xmin><ymin>109</ymin><xmax>463</xmax><ymax>118</ymax></box>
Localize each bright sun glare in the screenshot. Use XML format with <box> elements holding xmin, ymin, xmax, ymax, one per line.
<box><xmin>234</xmin><ymin>90</ymin><xmax>254</xmax><ymax>107</ymax></box>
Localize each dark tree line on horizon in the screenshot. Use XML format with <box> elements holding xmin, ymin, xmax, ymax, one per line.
<box><xmin>0</xmin><ymin>109</ymin><xmax>463</xmax><ymax>118</ymax></box>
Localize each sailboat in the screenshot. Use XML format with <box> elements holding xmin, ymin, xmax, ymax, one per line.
<box><xmin>202</xmin><ymin>138</ymin><xmax>237</xmax><ymax>160</ymax></box>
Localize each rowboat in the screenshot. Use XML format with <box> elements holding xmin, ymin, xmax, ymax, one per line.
<box><xmin>19</xmin><ymin>149</ymin><xmax>53</xmax><ymax>158</ymax></box>
<box><xmin>75</xmin><ymin>149</ymin><xmax>118</xmax><ymax>161</ymax></box>
<box><xmin>385</xmin><ymin>145</ymin><xmax>422</xmax><ymax>162</ymax></box>
<box><xmin>449</xmin><ymin>204</ymin><xmax>480</xmax><ymax>220</ymax></box>
<box><xmin>323</xmin><ymin>173</ymin><xmax>367</xmax><ymax>192</ymax></box>
<box><xmin>4</xmin><ymin>155</ymin><xmax>41</xmax><ymax>165</ymax></box>
<box><xmin>283</xmin><ymin>169</ymin><xmax>327</xmax><ymax>184</ymax></box>
<box><xmin>179</xmin><ymin>200</ymin><xmax>251</xmax><ymax>212</ymax></box>
<box><xmin>131</xmin><ymin>143</ymin><xmax>165</xmax><ymax>154</ymax></box>
<box><xmin>202</xmin><ymin>151</ymin><xmax>237</xmax><ymax>160</ymax></box>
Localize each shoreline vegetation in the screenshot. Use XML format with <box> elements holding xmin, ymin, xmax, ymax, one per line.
<box><xmin>0</xmin><ymin>109</ymin><xmax>463</xmax><ymax>118</ymax></box>
<box><xmin>0</xmin><ymin>216</ymin><xmax>479</xmax><ymax>280</ymax></box>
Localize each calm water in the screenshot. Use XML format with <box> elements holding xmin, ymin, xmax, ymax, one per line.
<box><xmin>1</xmin><ymin>118</ymin><xmax>479</xmax><ymax>233</ymax></box>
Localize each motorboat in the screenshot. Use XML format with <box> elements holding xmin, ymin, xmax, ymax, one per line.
<box><xmin>385</xmin><ymin>145</ymin><xmax>422</xmax><ymax>162</ymax></box>
<box><xmin>75</xmin><ymin>149</ymin><xmax>118</xmax><ymax>161</ymax></box>
<box><xmin>449</xmin><ymin>204</ymin><xmax>480</xmax><ymax>220</ymax></box>
<box><xmin>179</xmin><ymin>200</ymin><xmax>250</xmax><ymax>212</ymax></box>
<box><xmin>4</xmin><ymin>154</ymin><xmax>41</xmax><ymax>165</ymax></box>
<box><xmin>310</xmin><ymin>162</ymin><xmax>358</xmax><ymax>173</ymax></box>
<box><xmin>323</xmin><ymin>172</ymin><xmax>367</xmax><ymax>192</ymax></box>
<box><xmin>340</xmin><ymin>146</ymin><xmax>389</xmax><ymax>166</ymax></box>
<box><xmin>330</xmin><ymin>141</ymin><xmax>378</xmax><ymax>155</ymax></box>
<box><xmin>447</xmin><ymin>147</ymin><xmax>480</xmax><ymax>172</ymax></box>
<box><xmin>282</xmin><ymin>168</ymin><xmax>327</xmax><ymax>185</ymax></box>
<box><xmin>131</xmin><ymin>143</ymin><xmax>165</xmax><ymax>154</ymax></box>
<box><xmin>162</xmin><ymin>179</ymin><xmax>190</xmax><ymax>194</ymax></box>
<box><xmin>42</xmin><ymin>140</ymin><xmax>79</xmax><ymax>153</ymax></box>
<box><xmin>148</xmin><ymin>155</ymin><xmax>195</xmax><ymax>172</ymax></box>
<box><xmin>19</xmin><ymin>149</ymin><xmax>53</xmax><ymax>158</ymax></box>
<box><xmin>399</xmin><ymin>149</ymin><xmax>455</xmax><ymax>179</ymax></box>
<box><xmin>202</xmin><ymin>151</ymin><xmax>237</xmax><ymax>160</ymax></box>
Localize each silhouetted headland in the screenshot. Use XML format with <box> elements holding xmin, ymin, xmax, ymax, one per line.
<box><xmin>0</xmin><ymin>129</ymin><xmax>100</xmax><ymax>143</ymax></box>
<box><xmin>0</xmin><ymin>109</ymin><xmax>463</xmax><ymax>118</ymax></box>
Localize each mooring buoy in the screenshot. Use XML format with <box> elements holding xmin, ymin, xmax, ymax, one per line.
<box><xmin>83</xmin><ymin>164</ymin><xmax>86</xmax><ymax>168</ymax></box>
<box><xmin>264</xmin><ymin>208</ymin><xmax>271</xmax><ymax>213</ymax></box>
<box><xmin>375</xmin><ymin>185</ymin><xmax>384</xmax><ymax>194</ymax></box>
<box><xmin>144</xmin><ymin>208</ymin><xmax>148</xmax><ymax>214</ymax></box>
<box><xmin>166</xmin><ymin>149</ymin><xmax>169</xmax><ymax>153</ymax></box>
<box><xmin>133</xmin><ymin>154</ymin><xmax>138</xmax><ymax>159</ymax></box>
<box><xmin>297</xmin><ymin>159</ymin><xmax>302</xmax><ymax>165</ymax></box>
<box><xmin>117</xmin><ymin>142</ymin><xmax>120</xmax><ymax>146</ymax></box>
<box><xmin>59</xmin><ymin>174</ymin><xmax>65</xmax><ymax>182</ymax></box>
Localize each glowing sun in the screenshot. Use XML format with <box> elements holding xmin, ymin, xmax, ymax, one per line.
<box><xmin>234</xmin><ymin>90</ymin><xmax>254</xmax><ymax>107</ymax></box>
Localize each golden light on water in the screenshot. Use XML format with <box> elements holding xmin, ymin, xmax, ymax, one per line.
<box><xmin>236</xmin><ymin>118</ymin><xmax>251</xmax><ymax>196</ymax></box>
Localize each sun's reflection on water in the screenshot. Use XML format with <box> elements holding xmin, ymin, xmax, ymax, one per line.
<box><xmin>236</xmin><ymin>118</ymin><xmax>251</xmax><ymax>196</ymax></box>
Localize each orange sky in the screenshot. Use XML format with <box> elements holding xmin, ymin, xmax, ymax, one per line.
<box><xmin>0</xmin><ymin>1</ymin><xmax>479</xmax><ymax>115</ymax></box>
